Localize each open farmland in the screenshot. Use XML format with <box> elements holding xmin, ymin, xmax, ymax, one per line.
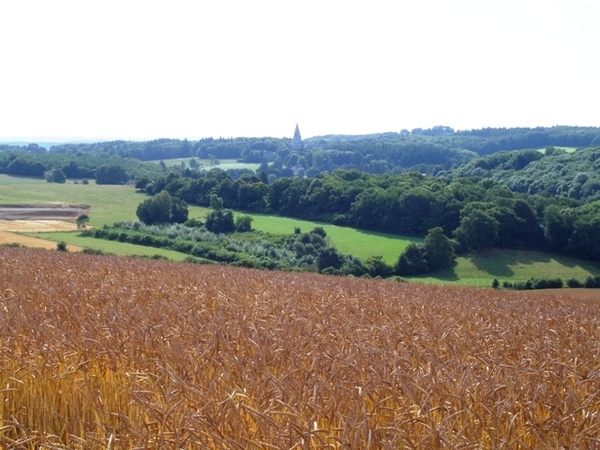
<box><xmin>0</xmin><ymin>204</ymin><xmax>88</xmax><ymax>251</ymax></box>
<box><xmin>1</xmin><ymin>248</ymin><xmax>599</xmax><ymax>448</ymax></box>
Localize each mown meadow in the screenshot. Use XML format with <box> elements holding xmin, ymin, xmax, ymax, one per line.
<box><xmin>1</xmin><ymin>246</ymin><xmax>599</xmax><ymax>448</ymax></box>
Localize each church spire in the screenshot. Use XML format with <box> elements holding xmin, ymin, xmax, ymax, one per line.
<box><xmin>292</xmin><ymin>123</ymin><xmax>303</xmax><ymax>150</ymax></box>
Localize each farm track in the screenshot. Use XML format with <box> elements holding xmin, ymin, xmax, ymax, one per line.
<box><xmin>0</xmin><ymin>247</ymin><xmax>599</xmax><ymax>448</ymax></box>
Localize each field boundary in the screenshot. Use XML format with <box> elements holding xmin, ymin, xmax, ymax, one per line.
<box><xmin>0</xmin><ymin>231</ymin><xmax>82</xmax><ymax>251</ymax></box>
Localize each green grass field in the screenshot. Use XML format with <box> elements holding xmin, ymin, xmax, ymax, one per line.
<box><xmin>414</xmin><ymin>249</ymin><xmax>600</xmax><ymax>287</ymax></box>
<box><xmin>29</xmin><ymin>231</ymin><xmax>194</xmax><ymax>261</ymax></box>
<box><xmin>2</xmin><ymin>174</ymin><xmax>599</xmax><ymax>286</ymax></box>
<box><xmin>247</xmin><ymin>213</ymin><xmax>419</xmax><ymax>264</ymax></box>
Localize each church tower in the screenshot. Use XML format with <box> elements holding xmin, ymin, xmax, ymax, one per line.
<box><xmin>292</xmin><ymin>123</ymin><xmax>304</xmax><ymax>150</ymax></box>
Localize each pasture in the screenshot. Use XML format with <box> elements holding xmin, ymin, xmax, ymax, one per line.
<box><xmin>1</xmin><ymin>247</ymin><xmax>598</xmax><ymax>448</ymax></box>
<box><xmin>418</xmin><ymin>249</ymin><xmax>600</xmax><ymax>287</ymax></box>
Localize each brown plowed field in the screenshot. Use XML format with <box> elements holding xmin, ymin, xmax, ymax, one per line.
<box><xmin>0</xmin><ymin>203</ymin><xmax>89</xmax><ymax>220</ymax></box>
<box><xmin>0</xmin><ymin>204</ymin><xmax>87</xmax><ymax>251</ymax></box>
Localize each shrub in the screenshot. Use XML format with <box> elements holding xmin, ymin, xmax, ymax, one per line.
<box><xmin>584</xmin><ymin>275</ymin><xmax>600</xmax><ymax>288</ymax></box>
<box><xmin>235</xmin><ymin>215</ymin><xmax>253</xmax><ymax>232</ymax></box>
<box><xmin>532</xmin><ymin>278</ymin><xmax>563</xmax><ymax>290</ymax></box>
<box><xmin>82</xmin><ymin>247</ymin><xmax>107</xmax><ymax>255</ymax></box>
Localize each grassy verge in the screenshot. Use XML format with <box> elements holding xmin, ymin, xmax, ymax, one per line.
<box><xmin>30</xmin><ymin>231</ymin><xmax>192</xmax><ymax>261</ymax></box>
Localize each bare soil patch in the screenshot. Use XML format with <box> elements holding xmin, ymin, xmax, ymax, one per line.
<box><xmin>0</xmin><ymin>220</ymin><xmax>80</xmax><ymax>232</ymax></box>
<box><xmin>0</xmin><ymin>203</ymin><xmax>90</xmax><ymax>220</ymax></box>
<box><xmin>0</xmin><ymin>204</ymin><xmax>87</xmax><ymax>251</ymax></box>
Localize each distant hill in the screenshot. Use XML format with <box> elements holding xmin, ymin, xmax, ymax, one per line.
<box><xmin>449</xmin><ymin>146</ymin><xmax>600</xmax><ymax>202</ymax></box>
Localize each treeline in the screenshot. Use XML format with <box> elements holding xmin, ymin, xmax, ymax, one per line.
<box><xmin>311</xmin><ymin>125</ymin><xmax>600</xmax><ymax>155</ymax></box>
<box><xmin>0</xmin><ymin>150</ymin><xmax>163</xmax><ymax>183</ymax></box>
<box><xmin>7</xmin><ymin>126</ymin><xmax>600</xmax><ymax>180</ymax></box>
<box><xmin>449</xmin><ymin>147</ymin><xmax>600</xmax><ymax>202</ymax></box>
<box><xmin>49</xmin><ymin>137</ymin><xmax>289</xmax><ymax>163</ymax></box>
<box><xmin>138</xmin><ymin>167</ymin><xmax>600</xmax><ymax>262</ymax></box>
<box><xmin>496</xmin><ymin>275</ymin><xmax>600</xmax><ymax>290</ymax></box>
<box><xmin>47</xmin><ymin>135</ymin><xmax>472</xmax><ymax>175</ymax></box>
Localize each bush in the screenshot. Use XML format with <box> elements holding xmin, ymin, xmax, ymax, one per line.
<box><xmin>185</xmin><ymin>218</ymin><xmax>203</xmax><ymax>228</ymax></box>
<box><xmin>56</xmin><ymin>241</ymin><xmax>68</xmax><ymax>252</ymax></box>
<box><xmin>366</xmin><ymin>255</ymin><xmax>394</xmax><ymax>278</ymax></box>
<box><xmin>584</xmin><ymin>275</ymin><xmax>600</xmax><ymax>288</ymax></box>
<box><xmin>396</xmin><ymin>243</ymin><xmax>428</xmax><ymax>276</ymax></box>
<box><xmin>82</xmin><ymin>247</ymin><xmax>107</xmax><ymax>255</ymax></box>
<box><xmin>532</xmin><ymin>278</ymin><xmax>563</xmax><ymax>290</ymax></box>
<box><xmin>45</xmin><ymin>168</ymin><xmax>67</xmax><ymax>183</ymax></box>
<box><xmin>566</xmin><ymin>278</ymin><xmax>583</xmax><ymax>288</ymax></box>
<box><xmin>235</xmin><ymin>215</ymin><xmax>253</xmax><ymax>232</ymax></box>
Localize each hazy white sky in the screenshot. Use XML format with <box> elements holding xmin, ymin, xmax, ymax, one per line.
<box><xmin>1</xmin><ymin>0</ymin><xmax>598</xmax><ymax>141</ymax></box>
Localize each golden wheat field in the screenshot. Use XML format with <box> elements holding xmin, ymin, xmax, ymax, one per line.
<box><xmin>0</xmin><ymin>247</ymin><xmax>599</xmax><ymax>449</ymax></box>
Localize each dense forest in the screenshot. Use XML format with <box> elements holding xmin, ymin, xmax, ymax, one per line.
<box><xmin>448</xmin><ymin>147</ymin><xmax>600</xmax><ymax>202</ymax></box>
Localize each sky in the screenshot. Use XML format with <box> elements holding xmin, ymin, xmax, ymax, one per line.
<box><xmin>0</xmin><ymin>0</ymin><xmax>598</xmax><ymax>142</ymax></box>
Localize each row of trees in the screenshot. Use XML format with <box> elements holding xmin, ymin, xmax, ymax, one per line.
<box><xmin>135</xmin><ymin>167</ymin><xmax>600</xmax><ymax>262</ymax></box>
<box><xmin>0</xmin><ymin>151</ymin><xmax>162</xmax><ymax>184</ymax></box>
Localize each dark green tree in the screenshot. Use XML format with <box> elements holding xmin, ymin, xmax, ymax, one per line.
<box><xmin>423</xmin><ymin>227</ymin><xmax>456</xmax><ymax>271</ymax></box>
<box><xmin>317</xmin><ymin>246</ymin><xmax>343</xmax><ymax>273</ymax></box>
<box><xmin>396</xmin><ymin>243</ymin><xmax>428</xmax><ymax>276</ymax></box>
<box><xmin>171</xmin><ymin>197</ymin><xmax>189</xmax><ymax>223</ymax></box>
<box><xmin>365</xmin><ymin>255</ymin><xmax>394</xmax><ymax>278</ymax></box>
<box><xmin>235</xmin><ymin>215</ymin><xmax>253</xmax><ymax>232</ymax></box>
<box><xmin>205</xmin><ymin>195</ymin><xmax>235</xmax><ymax>233</ymax></box>
<box><xmin>567</xmin><ymin>215</ymin><xmax>600</xmax><ymax>260</ymax></box>
<box><xmin>512</xmin><ymin>199</ymin><xmax>544</xmax><ymax>248</ymax></box>
<box><xmin>454</xmin><ymin>209</ymin><xmax>499</xmax><ymax>252</ymax></box>
<box><xmin>96</xmin><ymin>165</ymin><xmax>128</xmax><ymax>184</ymax></box>
<box><xmin>136</xmin><ymin>190</ymin><xmax>188</xmax><ymax>225</ymax></box>
<box><xmin>543</xmin><ymin>205</ymin><xmax>571</xmax><ymax>251</ymax></box>
<box><xmin>134</xmin><ymin>175</ymin><xmax>151</xmax><ymax>191</ymax></box>
<box><xmin>45</xmin><ymin>168</ymin><xmax>66</xmax><ymax>183</ymax></box>
<box><xmin>76</xmin><ymin>214</ymin><xmax>90</xmax><ymax>230</ymax></box>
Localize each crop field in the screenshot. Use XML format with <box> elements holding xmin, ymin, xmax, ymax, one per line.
<box><xmin>1</xmin><ymin>247</ymin><xmax>599</xmax><ymax>448</ymax></box>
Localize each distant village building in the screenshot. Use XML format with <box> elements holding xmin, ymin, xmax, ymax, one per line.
<box><xmin>292</xmin><ymin>123</ymin><xmax>304</xmax><ymax>151</ymax></box>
